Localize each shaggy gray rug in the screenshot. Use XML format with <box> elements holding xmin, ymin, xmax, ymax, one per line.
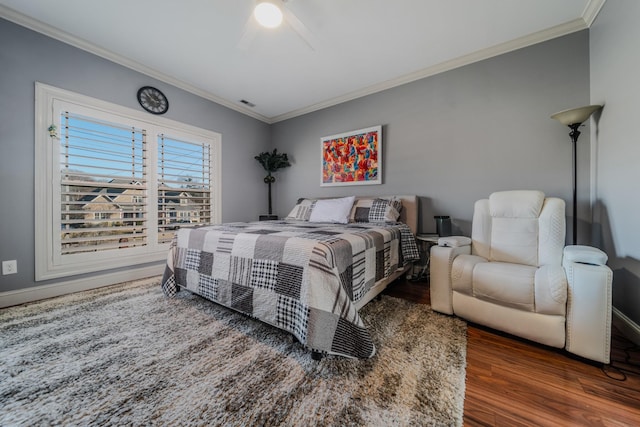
<box><xmin>0</xmin><ymin>277</ymin><xmax>467</xmax><ymax>426</ymax></box>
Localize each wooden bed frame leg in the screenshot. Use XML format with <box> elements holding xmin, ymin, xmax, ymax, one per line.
<box><xmin>311</xmin><ymin>351</ymin><xmax>323</xmax><ymax>361</ymax></box>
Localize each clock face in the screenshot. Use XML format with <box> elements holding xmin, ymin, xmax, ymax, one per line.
<box><xmin>137</xmin><ymin>86</ymin><xmax>168</xmax><ymax>114</ymax></box>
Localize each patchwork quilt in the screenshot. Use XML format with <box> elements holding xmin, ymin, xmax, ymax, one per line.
<box><xmin>162</xmin><ymin>220</ymin><xmax>419</xmax><ymax>358</ymax></box>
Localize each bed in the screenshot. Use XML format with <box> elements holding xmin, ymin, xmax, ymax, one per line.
<box><xmin>161</xmin><ymin>195</ymin><xmax>419</xmax><ymax>359</ymax></box>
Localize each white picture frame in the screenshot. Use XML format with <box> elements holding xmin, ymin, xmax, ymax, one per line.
<box><xmin>320</xmin><ymin>125</ymin><xmax>382</xmax><ymax>187</ymax></box>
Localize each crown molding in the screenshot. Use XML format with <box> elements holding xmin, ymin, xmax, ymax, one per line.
<box><xmin>582</xmin><ymin>0</ymin><xmax>607</xmax><ymax>27</ymax></box>
<box><xmin>0</xmin><ymin>5</ymin><xmax>271</xmax><ymax>123</ymax></box>
<box><xmin>271</xmin><ymin>17</ymin><xmax>590</xmax><ymax>123</ymax></box>
<box><xmin>2</xmin><ymin>3</ymin><xmax>600</xmax><ymax>125</ymax></box>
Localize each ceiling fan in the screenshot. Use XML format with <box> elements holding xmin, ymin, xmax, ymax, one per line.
<box><xmin>238</xmin><ymin>0</ymin><xmax>316</xmax><ymax>50</ymax></box>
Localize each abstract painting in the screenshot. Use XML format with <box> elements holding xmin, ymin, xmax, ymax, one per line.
<box><xmin>320</xmin><ymin>125</ymin><xmax>382</xmax><ymax>186</ymax></box>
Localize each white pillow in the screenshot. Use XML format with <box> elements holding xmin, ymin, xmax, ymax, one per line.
<box><xmin>308</xmin><ymin>196</ymin><xmax>356</xmax><ymax>224</ymax></box>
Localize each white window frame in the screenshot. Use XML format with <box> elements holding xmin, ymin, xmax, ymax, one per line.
<box><xmin>35</xmin><ymin>83</ymin><xmax>222</xmax><ymax>281</ymax></box>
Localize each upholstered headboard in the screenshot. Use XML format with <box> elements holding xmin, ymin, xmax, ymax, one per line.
<box><xmin>370</xmin><ymin>195</ymin><xmax>418</xmax><ymax>235</ymax></box>
<box><xmin>310</xmin><ymin>195</ymin><xmax>418</xmax><ymax>235</ymax></box>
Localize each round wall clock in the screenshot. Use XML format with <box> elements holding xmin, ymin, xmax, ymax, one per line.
<box><xmin>137</xmin><ymin>86</ymin><xmax>169</xmax><ymax>114</ymax></box>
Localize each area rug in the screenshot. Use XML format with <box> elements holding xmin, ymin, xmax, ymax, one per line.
<box><xmin>0</xmin><ymin>277</ymin><xmax>467</xmax><ymax>426</ymax></box>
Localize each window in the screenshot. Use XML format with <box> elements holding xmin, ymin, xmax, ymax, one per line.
<box><xmin>60</xmin><ymin>112</ymin><xmax>148</xmax><ymax>255</ymax></box>
<box><xmin>157</xmin><ymin>135</ymin><xmax>212</xmax><ymax>243</ymax></box>
<box><xmin>35</xmin><ymin>83</ymin><xmax>221</xmax><ymax>280</ymax></box>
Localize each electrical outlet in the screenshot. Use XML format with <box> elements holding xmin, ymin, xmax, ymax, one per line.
<box><xmin>2</xmin><ymin>260</ymin><xmax>17</xmax><ymax>275</ymax></box>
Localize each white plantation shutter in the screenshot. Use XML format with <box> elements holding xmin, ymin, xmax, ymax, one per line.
<box><xmin>35</xmin><ymin>83</ymin><xmax>221</xmax><ymax>280</ymax></box>
<box><xmin>157</xmin><ymin>135</ymin><xmax>212</xmax><ymax>244</ymax></box>
<box><xmin>60</xmin><ymin>112</ymin><xmax>148</xmax><ymax>254</ymax></box>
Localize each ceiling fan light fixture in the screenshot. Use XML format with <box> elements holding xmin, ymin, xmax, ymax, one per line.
<box><xmin>254</xmin><ymin>2</ymin><xmax>283</xmax><ymax>28</ymax></box>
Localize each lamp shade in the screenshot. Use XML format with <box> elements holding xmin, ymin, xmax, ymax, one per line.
<box><xmin>551</xmin><ymin>105</ymin><xmax>602</xmax><ymax>126</ymax></box>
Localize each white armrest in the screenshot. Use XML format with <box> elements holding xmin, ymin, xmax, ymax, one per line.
<box><xmin>430</xmin><ymin>244</ymin><xmax>472</xmax><ymax>314</ymax></box>
<box><xmin>563</xmin><ymin>245</ymin><xmax>613</xmax><ymax>364</ymax></box>
<box><xmin>438</xmin><ymin>236</ymin><xmax>471</xmax><ymax>247</ymax></box>
<box><xmin>564</xmin><ymin>245</ymin><xmax>608</xmax><ymax>266</ymax></box>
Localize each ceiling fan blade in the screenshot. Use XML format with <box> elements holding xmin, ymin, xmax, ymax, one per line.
<box><xmin>281</xmin><ymin>5</ymin><xmax>316</xmax><ymax>51</ymax></box>
<box><xmin>237</xmin><ymin>14</ymin><xmax>259</xmax><ymax>50</ymax></box>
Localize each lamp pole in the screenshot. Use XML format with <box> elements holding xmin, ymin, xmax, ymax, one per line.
<box><xmin>551</xmin><ymin>105</ymin><xmax>602</xmax><ymax>246</ymax></box>
<box><xmin>568</xmin><ymin>123</ymin><xmax>581</xmax><ymax>246</ymax></box>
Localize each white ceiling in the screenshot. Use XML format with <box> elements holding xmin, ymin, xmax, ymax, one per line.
<box><xmin>0</xmin><ymin>0</ymin><xmax>603</xmax><ymax>123</ymax></box>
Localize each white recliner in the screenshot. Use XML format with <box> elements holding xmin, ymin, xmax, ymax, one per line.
<box><xmin>430</xmin><ymin>190</ymin><xmax>613</xmax><ymax>363</ymax></box>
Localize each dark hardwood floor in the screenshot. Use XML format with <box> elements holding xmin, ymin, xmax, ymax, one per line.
<box><xmin>384</xmin><ymin>278</ymin><xmax>640</xmax><ymax>426</ymax></box>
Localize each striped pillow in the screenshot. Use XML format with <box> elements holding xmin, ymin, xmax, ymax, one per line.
<box><xmin>285</xmin><ymin>198</ymin><xmax>316</xmax><ymax>221</ymax></box>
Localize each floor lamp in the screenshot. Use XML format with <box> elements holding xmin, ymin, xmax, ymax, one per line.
<box><xmin>551</xmin><ymin>104</ymin><xmax>602</xmax><ymax>245</ymax></box>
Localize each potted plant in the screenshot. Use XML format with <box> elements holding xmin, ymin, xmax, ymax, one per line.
<box><xmin>254</xmin><ymin>149</ymin><xmax>291</xmax><ymax>216</ymax></box>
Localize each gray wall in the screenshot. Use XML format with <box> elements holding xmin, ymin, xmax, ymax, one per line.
<box><xmin>6</xmin><ymin>13</ymin><xmax>627</xmax><ymax>329</ymax></box>
<box><xmin>0</xmin><ymin>18</ymin><xmax>270</xmax><ymax>293</ymax></box>
<box><xmin>591</xmin><ymin>1</ymin><xmax>640</xmax><ymax>329</ymax></box>
<box><xmin>271</xmin><ymin>31</ymin><xmax>592</xmax><ymax>239</ymax></box>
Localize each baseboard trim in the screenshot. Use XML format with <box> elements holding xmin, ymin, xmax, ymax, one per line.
<box><xmin>612</xmin><ymin>306</ymin><xmax>640</xmax><ymax>346</ymax></box>
<box><xmin>0</xmin><ymin>265</ymin><xmax>164</xmax><ymax>308</ymax></box>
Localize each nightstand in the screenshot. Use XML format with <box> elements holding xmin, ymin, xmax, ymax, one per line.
<box><xmin>259</xmin><ymin>215</ymin><xmax>278</xmax><ymax>221</ymax></box>
<box><xmin>413</xmin><ymin>234</ymin><xmax>440</xmax><ymax>281</ymax></box>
